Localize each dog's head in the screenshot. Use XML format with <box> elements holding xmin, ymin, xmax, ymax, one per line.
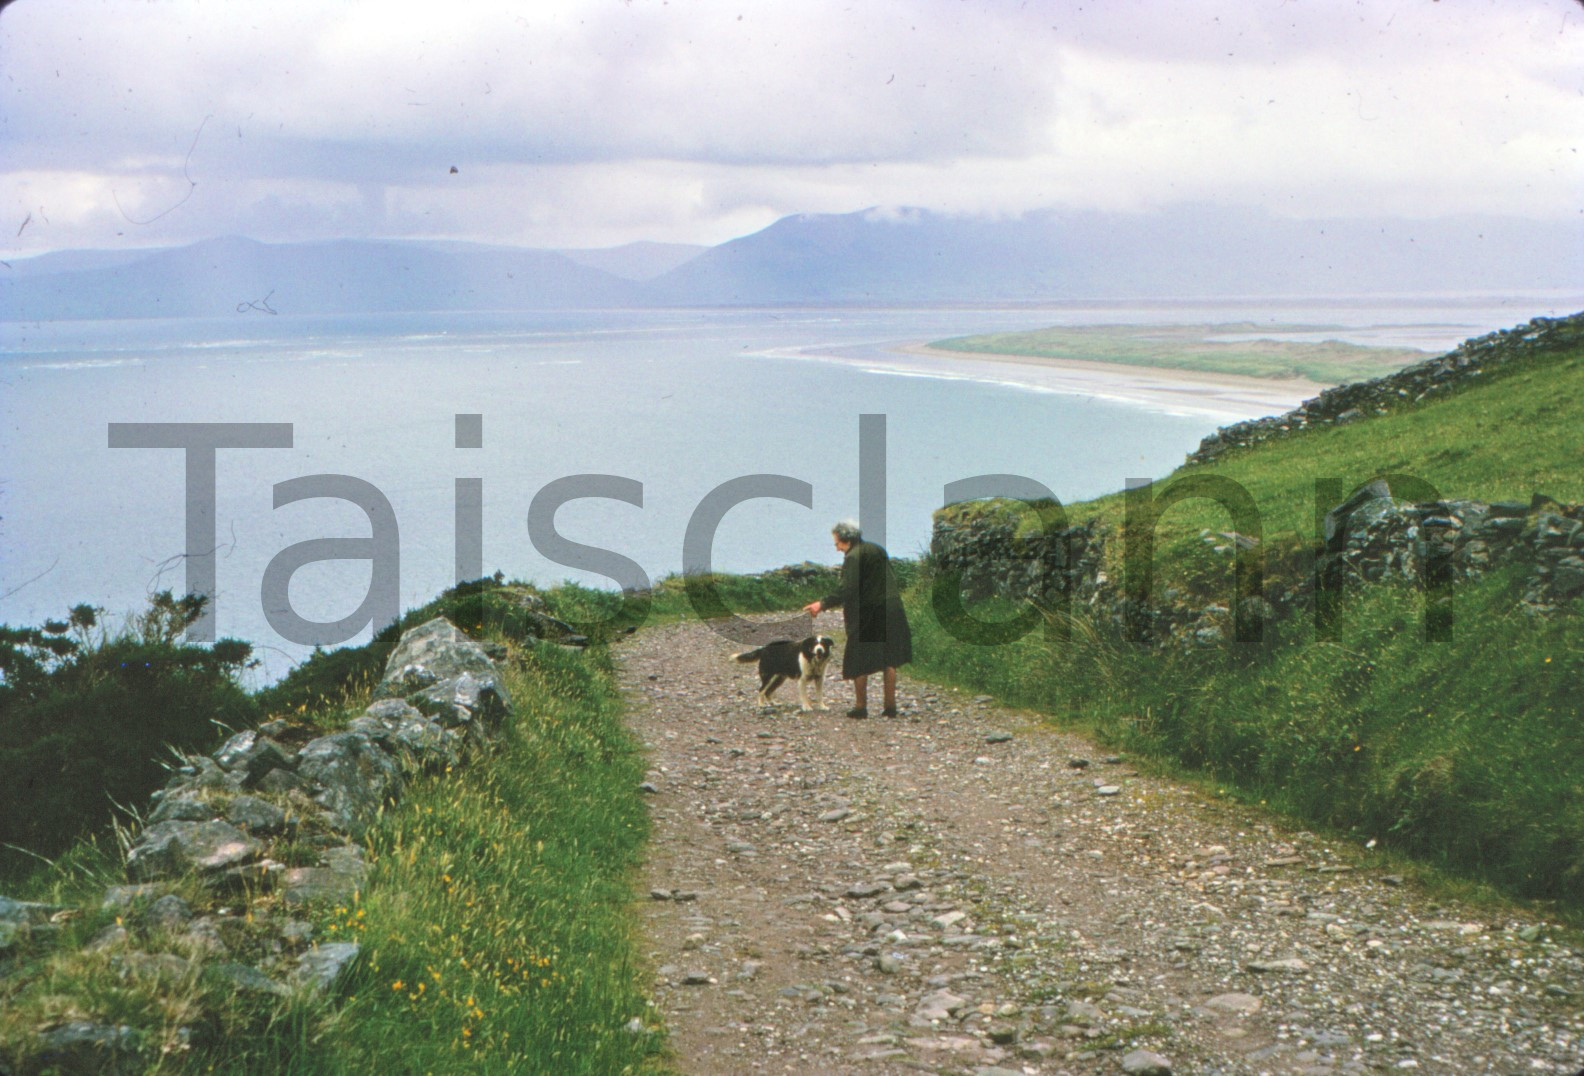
<box><xmin>809</xmin><ymin>635</ymin><xmax>834</xmax><ymax>661</ymax></box>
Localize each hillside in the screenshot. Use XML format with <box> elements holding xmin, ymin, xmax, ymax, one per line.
<box><xmin>5</xmin><ymin>206</ymin><xmax>1579</xmax><ymax>320</ymax></box>
<box><xmin>916</xmin><ymin>311</ymin><xmax>1584</xmax><ymax>908</ymax></box>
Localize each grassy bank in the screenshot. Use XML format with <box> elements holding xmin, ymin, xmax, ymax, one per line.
<box><xmin>931</xmin><ymin>323</ymin><xmax>1422</xmax><ymax>384</ymax></box>
<box><xmin>907</xmin><ymin>317</ymin><xmax>1584</xmax><ymax>909</ymax></box>
<box><xmin>0</xmin><ymin>583</ymin><xmax>669</xmax><ymax>1074</ymax></box>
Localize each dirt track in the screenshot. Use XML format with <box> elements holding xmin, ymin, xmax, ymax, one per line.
<box><xmin>618</xmin><ymin>615</ymin><xmax>1584</xmax><ymax>1075</ymax></box>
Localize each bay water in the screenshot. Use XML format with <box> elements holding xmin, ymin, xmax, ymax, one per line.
<box><xmin>0</xmin><ymin>298</ymin><xmax>1565</xmax><ymax>683</ymax></box>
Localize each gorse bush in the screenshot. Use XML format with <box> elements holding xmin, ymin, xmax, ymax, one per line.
<box><xmin>0</xmin><ymin>593</ymin><xmax>258</xmax><ymax>883</ymax></box>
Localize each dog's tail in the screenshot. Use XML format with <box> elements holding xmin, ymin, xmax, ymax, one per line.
<box><xmin>732</xmin><ymin>646</ymin><xmax>765</xmax><ymax>664</ymax></box>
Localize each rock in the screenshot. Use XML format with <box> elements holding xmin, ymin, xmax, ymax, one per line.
<box><xmin>296</xmin><ymin>730</ymin><xmax>404</xmax><ymax>836</ymax></box>
<box><xmin>100</xmin><ymin>885</ymin><xmax>167</xmax><ymax>912</ymax></box>
<box><xmin>1121</xmin><ymin>1048</ymin><xmax>1174</xmax><ymax>1075</ymax></box>
<box><xmin>140</xmin><ymin>894</ymin><xmax>193</xmax><ymax>931</ymax></box>
<box><xmin>294</xmin><ymin>941</ymin><xmax>360</xmax><ymax>992</ymax></box>
<box><xmin>1065</xmin><ymin>999</ymin><xmax>1106</xmax><ymax>1025</ymax></box>
<box><xmin>213</xmin><ymin>730</ymin><xmax>298</xmax><ymax>787</ymax></box>
<box><xmin>373</xmin><ymin>617</ymin><xmax>512</xmax><ymax>731</ymax></box>
<box><xmin>348</xmin><ymin>699</ymin><xmax>464</xmax><ymax>770</ymax></box>
<box><xmin>985</xmin><ymin>731</ymin><xmax>1014</xmax><ymax>744</ymax></box>
<box><xmin>281</xmin><ymin>866</ymin><xmax>362</xmax><ymax>907</ymax></box>
<box><xmin>225</xmin><ymin>794</ymin><xmax>289</xmax><ymax>835</ymax></box>
<box><xmin>208</xmin><ymin>961</ymin><xmax>290</xmax><ymax>996</ymax></box>
<box><xmin>913</xmin><ymin>988</ymin><xmax>968</xmax><ymax>1022</ymax></box>
<box><xmin>1204</xmin><ymin>992</ymin><xmax>1262</xmax><ymax>1014</ymax></box>
<box><xmin>847</xmin><ymin>881</ymin><xmax>887</xmax><ymax>898</ymax></box>
<box><xmin>33</xmin><ymin>1021</ymin><xmax>141</xmax><ymax>1075</ymax></box>
<box><xmin>817</xmin><ymin>808</ymin><xmax>851</xmax><ymax>823</ymax></box>
<box><xmin>1245</xmin><ymin>957</ymin><xmax>1311</xmax><ymax>974</ymax></box>
<box><xmin>125</xmin><ymin>820</ymin><xmax>261</xmax><ymax>881</ymax></box>
<box><xmin>148</xmin><ymin>795</ymin><xmax>218</xmax><ymax>825</ymax></box>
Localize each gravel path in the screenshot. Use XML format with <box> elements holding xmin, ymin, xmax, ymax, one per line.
<box><xmin>618</xmin><ymin>615</ymin><xmax>1584</xmax><ymax>1075</ymax></box>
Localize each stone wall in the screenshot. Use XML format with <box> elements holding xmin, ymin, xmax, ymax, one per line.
<box><xmin>0</xmin><ymin>617</ymin><xmax>512</xmax><ymax>1074</ymax></box>
<box><xmin>930</xmin><ymin>488</ymin><xmax>1584</xmax><ymax>649</ymax></box>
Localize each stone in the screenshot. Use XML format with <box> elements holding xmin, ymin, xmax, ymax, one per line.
<box><xmin>296</xmin><ymin>730</ymin><xmax>404</xmax><ymax>836</ymax></box>
<box><xmin>125</xmin><ymin>820</ymin><xmax>262</xmax><ymax>881</ymax></box>
<box><xmin>373</xmin><ymin>618</ymin><xmax>512</xmax><ymax>730</ymax></box>
<box><xmin>225</xmin><ymin>794</ymin><xmax>289</xmax><ymax>835</ymax></box>
<box><xmin>209</xmin><ymin>961</ymin><xmax>290</xmax><ymax>996</ymax></box>
<box><xmin>1121</xmin><ymin>1048</ymin><xmax>1174</xmax><ymax>1075</ymax></box>
<box><xmin>282</xmin><ymin>866</ymin><xmax>362</xmax><ymax>907</ymax></box>
<box><xmin>347</xmin><ymin>701</ymin><xmax>464</xmax><ymax>771</ymax></box>
<box><xmin>100</xmin><ymin>885</ymin><xmax>166</xmax><ymax>912</ymax></box>
<box><xmin>213</xmin><ymin>730</ymin><xmax>298</xmax><ymax>787</ymax></box>
<box><xmin>294</xmin><ymin>940</ymin><xmax>360</xmax><ymax>992</ymax></box>
<box><xmin>148</xmin><ymin>795</ymin><xmax>218</xmax><ymax>825</ymax></box>
<box><xmin>140</xmin><ymin>894</ymin><xmax>193</xmax><ymax>931</ymax></box>
<box><xmin>913</xmin><ymin>988</ymin><xmax>967</xmax><ymax>1022</ymax></box>
<box><xmin>1205</xmin><ymin>992</ymin><xmax>1262</xmax><ymax>1014</ymax></box>
<box><xmin>1246</xmin><ymin>957</ymin><xmax>1311</xmax><ymax>974</ymax></box>
<box><xmin>985</xmin><ymin>731</ymin><xmax>1014</xmax><ymax>744</ymax></box>
<box><xmin>34</xmin><ymin>1021</ymin><xmax>141</xmax><ymax>1075</ymax></box>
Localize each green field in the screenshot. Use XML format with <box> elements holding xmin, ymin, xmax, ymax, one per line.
<box><xmin>932</xmin><ymin>322</ymin><xmax>1425</xmax><ymax>384</ymax></box>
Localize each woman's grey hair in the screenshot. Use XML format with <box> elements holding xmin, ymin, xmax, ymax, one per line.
<box><xmin>832</xmin><ymin>519</ymin><xmax>862</xmax><ymax>544</ymax></box>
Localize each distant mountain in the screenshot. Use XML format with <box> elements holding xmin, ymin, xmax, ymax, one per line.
<box><xmin>0</xmin><ymin>236</ymin><xmax>645</xmax><ymax>320</ymax></box>
<box><xmin>645</xmin><ymin>205</ymin><xmax>1584</xmax><ymax>304</ymax></box>
<box><xmin>3</xmin><ymin>207</ymin><xmax>1578</xmax><ymax>321</ymax></box>
<box><xmin>559</xmin><ymin>241</ymin><xmax>706</xmax><ymax>281</ymax></box>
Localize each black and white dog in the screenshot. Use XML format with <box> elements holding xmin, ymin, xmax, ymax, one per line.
<box><xmin>733</xmin><ymin>635</ymin><xmax>835</xmax><ymax>711</ymax></box>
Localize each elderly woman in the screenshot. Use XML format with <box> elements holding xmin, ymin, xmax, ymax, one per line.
<box><xmin>803</xmin><ymin>520</ymin><xmax>912</xmax><ymax>718</ymax></box>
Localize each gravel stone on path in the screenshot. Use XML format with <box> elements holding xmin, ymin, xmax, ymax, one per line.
<box><xmin>621</xmin><ymin>616</ymin><xmax>1584</xmax><ymax>1074</ymax></box>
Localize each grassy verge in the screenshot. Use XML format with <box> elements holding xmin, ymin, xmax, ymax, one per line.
<box><xmin>906</xmin><ymin>319</ymin><xmax>1584</xmax><ymax>911</ymax></box>
<box><xmin>288</xmin><ymin>643</ymin><xmax>663</xmax><ymax>1075</ymax></box>
<box><xmin>903</xmin><ymin>565</ymin><xmax>1584</xmax><ymax>906</ymax></box>
<box><xmin>931</xmin><ymin>323</ymin><xmax>1422</xmax><ymax>384</ymax></box>
<box><xmin>0</xmin><ymin>586</ymin><xmax>669</xmax><ymax>1074</ymax></box>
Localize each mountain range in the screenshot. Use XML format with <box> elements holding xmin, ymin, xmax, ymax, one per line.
<box><xmin>3</xmin><ymin>206</ymin><xmax>1578</xmax><ymax>321</ymax></box>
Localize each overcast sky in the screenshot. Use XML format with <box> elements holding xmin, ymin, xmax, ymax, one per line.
<box><xmin>1</xmin><ymin>0</ymin><xmax>1580</xmax><ymax>258</ymax></box>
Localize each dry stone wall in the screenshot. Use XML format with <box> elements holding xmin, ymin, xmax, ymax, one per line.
<box><xmin>0</xmin><ymin>616</ymin><xmax>511</xmax><ymax>1075</ymax></box>
<box><xmin>930</xmin><ymin>489</ymin><xmax>1584</xmax><ymax>650</ymax></box>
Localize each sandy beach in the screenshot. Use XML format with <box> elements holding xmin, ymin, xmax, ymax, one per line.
<box><xmin>772</xmin><ymin>340</ymin><xmax>1328</xmax><ymax>423</ymax></box>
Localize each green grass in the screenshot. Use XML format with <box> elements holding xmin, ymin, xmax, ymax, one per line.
<box><xmin>907</xmin><ymin>318</ymin><xmax>1584</xmax><ymax>909</ymax></box>
<box><xmin>931</xmin><ymin>322</ymin><xmax>1423</xmax><ymax>384</ymax></box>
<box><xmin>0</xmin><ymin>589</ymin><xmax>670</xmax><ymax>1075</ymax></box>
<box><xmin>1059</xmin><ymin>327</ymin><xmax>1584</xmax><ymax>591</ymax></box>
<box><xmin>906</xmin><ymin>568</ymin><xmax>1584</xmax><ymax>902</ymax></box>
<box><xmin>286</xmin><ymin>644</ymin><xmax>664</xmax><ymax>1075</ymax></box>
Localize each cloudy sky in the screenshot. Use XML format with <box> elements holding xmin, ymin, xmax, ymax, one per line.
<box><xmin>1</xmin><ymin>0</ymin><xmax>1580</xmax><ymax>258</ymax></box>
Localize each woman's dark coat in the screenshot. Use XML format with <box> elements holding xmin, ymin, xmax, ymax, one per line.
<box><xmin>820</xmin><ymin>540</ymin><xmax>913</xmax><ymax>679</ymax></box>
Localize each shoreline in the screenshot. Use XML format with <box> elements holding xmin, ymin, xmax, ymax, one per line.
<box><xmin>893</xmin><ymin>342</ymin><xmax>1327</xmax><ymax>421</ymax></box>
<box><xmin>763</xmin><ymin>339</ymin><xmax>1328</xmax><ymax>422</ymax></box>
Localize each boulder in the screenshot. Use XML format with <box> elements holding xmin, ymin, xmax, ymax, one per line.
<box><xmin>213</xmin><ymin>730</ymin><xmax>298</xmax><ymax>787</ymax></box>
<box><xmin>294</xmin><ymin>941</ymin><xmax>361</xmax><ymax>992</ymax></box>
<box><xmin>373</xmin><ymin>617</ymin><xmax>512</xmax><ymax>732</ymax></box>
<box><xmin>125</xmin><ymin>821</ymin><xmax>261</xmax><ymax>882</ymax></box>
<box><xmin>296</xmin><ymin>731</ymin><xmax>403</xmax><ymax>837</ymax></box>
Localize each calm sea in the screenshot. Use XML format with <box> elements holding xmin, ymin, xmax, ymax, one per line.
<box><xmin>0</xmin><ymin>298</ymin><xmax>1568</xmax><ymax>683</ymax></box>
